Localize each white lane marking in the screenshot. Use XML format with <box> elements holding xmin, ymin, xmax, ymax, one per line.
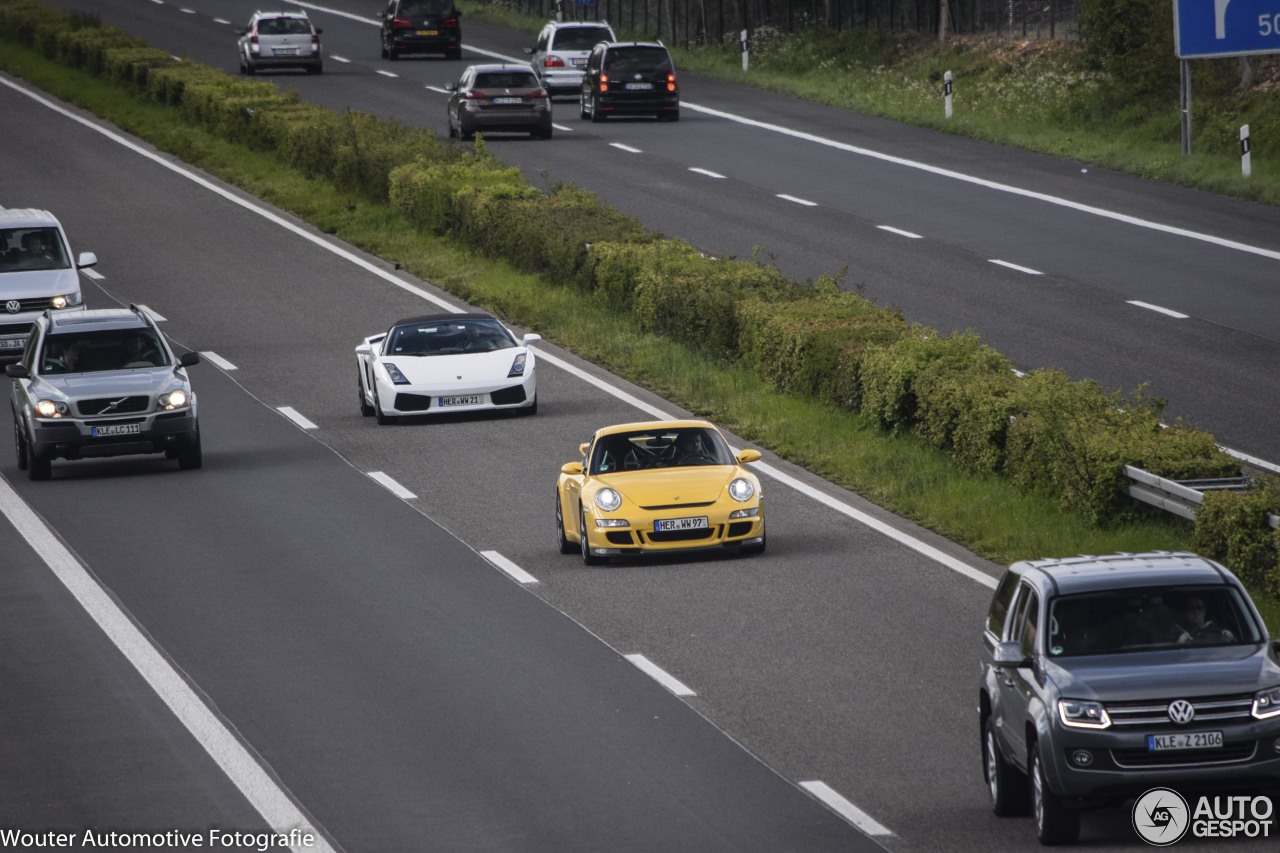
<box><xmin>15</xmin><ymin>76</ymin><xmax>1272</xmax><ymax>592</ymax></box>
<box><xmin>330</xmin><ymin>56</ymin><xmax>350</xmax><ymax>63</ymax></box>
<box><xmin>213</xmin><ymin>17</ymin><xmax>230</xmax><ymax>24</ymax></box>
<box><xmin>625</xmin><ymin>654</ymin><xmax>695</xmax><ymax>696</ymax></box>
<box><xmin>800</xmin><ymin>781</ymin><xmax>894</xmax><ymax>836</ymax></box>
<box><xmin>376</xmin><ymin>70</ymin><xmax>398</xmax><ymax>78</ymax></box>
<box><xmin>81</xmin><ymin>267</ymin><xmax>104</xmax><ymax>279</ymax></box>
<box><xmin>610</xmin><ymin>143</ymin><xmax>642</xmax><ymax>154</ymax></box>
<box><xmin>367</xmin><ymin>471</ymin><xmax>416</xmax><ymax>499</ymax></box>
<box><xmin>481</xmin><ymin>550</ymin><xmax>539</xmax><ymax>584</ymax></box>
<box><xmin>180</xmin><ymin>8</ymin><xmax>195</xmax><ymax>13</ymax></box>
<box><xmin>200</xmin><ymin>351</ymin><xmax>238</xmax><ymax>371</ymax></box>
<box><xmin>149</xmin><ymin>0</ymin><xmax>162</xmax><ymax>4</ymax></box>
<box><xmin>777</xmin><ymin>194</ymin><xmax>817</xmax><ymax>207</ymax></box>
<box><xmin>424</xmin><ymin>85</ymin><xmax>449</xmax><ymax>94</ymax></box>
<box><xmin>689</xmin><ymin>167</ymin><xmax>725</xmax><ymax>179</ymax></box>
<box><xmin>277</xmin><ymin>406</ymin><xmax>318</xmax><ymax>430</ymax></box>
<box><xmin>134</xmin><ymin>304</ymin><xmax>167</xmax><ymax>322</ymax></box>
<box><xmin>1128</xmin><ymin>300</ymin><xmax>1189</xmax><ymax>319</ymax></box>
<box><xmin>1221</xmin><ymin>446</ymin><xmax>1280</xmax><ymax>475</ymax></box>
<box><xmin>0</xmin><ymin>477</ymin><xmax>334</xmax><ymax>853</ymax></box>
<box><xmin>0</xmin><ymin>78</ymin><xmax>459</xmax><ymax>315</ymax></box>
<box><xmin>989</xmin><ymin>259</ymin><xmax>1042</xmax><ymax>275</ymax></box>
<box><xmin>551</xmin><ymin>123</ymin><xmax>572</xmax><ymax>131</ymax></box>
<box><xmin>877</xmin><ymin>225</ymin><xmax>921</xmax><ymax>239</ymax></box>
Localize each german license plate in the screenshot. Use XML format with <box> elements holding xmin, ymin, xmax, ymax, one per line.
<box><xmin>491</xmin><ymin>97</ymin><xmax>522</xmax><ymax>105</ymax></box>
<box><xmin>273</xmin><ymin>48</ymin><xmax>297</xmax><ymax>55</ymax></box>
<box><xmin>624</xmin><ymin>82</ymin><xmax>653</xmax><ymax>90</ymax></box>
<box><xmin>417</xmin><ymin>29</ymin><xmax>438</xmax><ymax>35</ymax></box>
<box><xmin>572</xmin><ymin>58</ymin><xmax>586</xmax><ymax>66</ymax></box>
<box><xmin>654</xmin><ymin>516</ymin><xmax>708</xmax><ymax>532</ymax></box>
<box><xmin>1147</xmin><ymin>731</ymin><xmax>1223</xmax><ymax>751</ymax></box>
<box><xmin>92</xmin><ymin>423</ymin><xmax>142</xmax><ymax>438</ymax></box>
<box><xmin>438</xmin><ymin>394</ymin><xmax>483</xmax><ymax>407</ymax></box>
<box><xmin>0</xmin><ymin>338</ymin><xmax>24</xmax><ymax>349</ymax></box>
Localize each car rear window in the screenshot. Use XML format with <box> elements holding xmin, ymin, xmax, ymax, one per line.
<box><xmin>398</xmin><ymin>0</ymin><xmax>454</xmax><ymax>17</ymax></box>
<box><xmin>474</xmin><ymin>72</ymin><xmax>537</xmax><ymax>88</ymax></box>
<box><xmin>553</xmin><ymin>27</ymin><xmax>613</xmax><ymax>50</ymax></box>
<box><xmin>258</xmin><ymin>17</ymin><xmax>311</xmax><ymax>35</ymax></box>
<box><xmin>604</xmin><ymin>47</ymin><xmax>672</xmax><ymax>74</ymax></box>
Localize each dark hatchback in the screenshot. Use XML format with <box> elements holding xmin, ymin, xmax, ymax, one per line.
<box><xmin>579</xmin><ymin>41</ymin><xmax>679</xmax><ymax>122</ymax></box>
<box><xmin>378</xmin><ymin>0</ymin><xmax>461</xmax><ymax>60</ymax></box>
<box><xmin>979</xmin><ymin>552</ymin><xmax>1280</xmax><ymax>845</ymax></box>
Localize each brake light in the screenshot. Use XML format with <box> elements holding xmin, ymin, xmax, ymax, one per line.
<box><xmin>543</xmin><ymin>55</ymin><xmax>565</xmax><ymax>68</ymax></box>
<box><xmin>463</xmin><ymin>90</ymin><xmax>486</xmax><ymax>100</ymax></box>
<box><xmin>311</xmin><ymin>32</ymin><xmax>320</xmax><ymax>46</ymax></box>
<box><xmin>599</xmin><ymin>72</ymin><xmax>609</xmax><ymax>93</ymax></box>
<box><xmin>249</xmin><ymin>33</ymin><xmax>259</xmax><ymax>44</ymax></box>
<box><xmin>666</xmin><ymin>72</ymin><xmax>677</xmax><ymax>92</ymax></box>
<box><xmin>528</xmin><ymin>88</ymin><xmax>548</xmax><ymax>100</ymax></box>
<box><xmin>391</xmin><ymin>17</ymin><xmax>413</xmax><ymax>30</ymax></box>
<box><xmin>442</xmin><ymin>17</ymin><xmax>458</xmax><ymax>27</ymax></box>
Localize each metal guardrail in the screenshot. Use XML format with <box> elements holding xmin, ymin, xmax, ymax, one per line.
<box><xmin>1123</xmin><ymin>465</ymin><xmax>1280</xmax><ymax>529</ymax></box>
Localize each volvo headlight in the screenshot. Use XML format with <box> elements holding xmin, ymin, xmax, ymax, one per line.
<box><xmin>1058</xmin><ymin>699</ymin><xmax>1111</xmax><ymax>729</ymax></box>
<box><xmin>508</xmin><ymin>352</ymin><xmax>528</xmax><ymax>377</ymax></box>
<box><xmin>158</xmin><ymin>389</ymin><xmax>190</xmax><ymax>410</ymax></box>
<box><xmin>1253</xmin><ymin>686</ymin><xmax>1280</xmax><ymax>719</ymax></box>
<box><xmin>728</xmin><ymin>477</ymin><xmax>755</xmax><ymax>502</ymax></box>
<box><xmin>594</xmin><ymin>488</ymin><xmax>622</xmax><ymax>512</ymax></box>
<box><xmin>35</xmin><ymin>400</ymin><xmax>69</xmax><ymax>418</ymax></box>
<box><xmin>383</xmin><ymin>362</ymin><xmax>411</xmax><ymax>385</ymax></box>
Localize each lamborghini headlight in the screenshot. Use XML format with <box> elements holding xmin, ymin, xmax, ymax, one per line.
<box><xmin>383</xmin><ymin>362</ymin><xmax>411</xmax><ymax>385</ymax></box>
<box><xmin>508</xmin><ymin>352</ymin><xmax>528</xmax><ymax>377</ymax></box>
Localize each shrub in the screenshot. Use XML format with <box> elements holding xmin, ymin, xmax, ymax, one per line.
<box><xmin>1192</xmin><ymin>485</ymin><xmax>1280</xmax><ymax>599</ymax></box>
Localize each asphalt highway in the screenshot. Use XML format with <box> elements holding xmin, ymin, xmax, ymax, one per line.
<box><xmin>3</xmin><ymin>10</ymin><xmax>1279</xmax><ymax>851</ymax></box>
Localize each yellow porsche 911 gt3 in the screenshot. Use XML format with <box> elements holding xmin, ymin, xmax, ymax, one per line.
<box><xmin>555</xmin><ymin>419</ymin><xmax>765</xmax><ymax>565</ymax></box>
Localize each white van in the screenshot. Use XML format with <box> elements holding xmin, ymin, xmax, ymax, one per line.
<box><xmin>0</xmin><ymin>209</ymin><xmax>95</xmax><ymax>362</ymax></box>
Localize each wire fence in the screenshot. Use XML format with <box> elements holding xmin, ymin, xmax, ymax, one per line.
<box><xmin>481</xmin><ymin>0</ymin><xmax>1080</xmax><ymax>49</ymax></box>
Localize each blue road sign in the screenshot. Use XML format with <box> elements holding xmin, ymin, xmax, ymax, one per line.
<box><xmin>1175</xmin><ymin>0</ymin><xmax>1280</xmax><ymax>58</ymax></box>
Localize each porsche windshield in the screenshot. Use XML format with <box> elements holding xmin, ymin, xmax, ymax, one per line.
<box><xmin>591</xmin><ymin>427</ymin><xmax>733</xmax><ymax>474</ymax></box>
<box><xmin>385</xmin><ymin>319</ymin><xmax>515</xmax><ymax>356</ymax></box>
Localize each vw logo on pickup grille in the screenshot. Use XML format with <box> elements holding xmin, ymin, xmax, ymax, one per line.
<box><xmin>1167</xmin><ymin>699</ymin><xmax>1196</xmax><ymax>724</ymax></box>
<box><xmin>5</xmin><ymin>300</ymin><xmax>20</xmax><ymax>314</ymax></box>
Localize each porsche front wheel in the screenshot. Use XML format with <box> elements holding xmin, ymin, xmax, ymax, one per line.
<box><xmin>555</xmin><ymin>492</ymin><xmax>576</xmax><ymax>554</ymax></box>
<box><xmin>580</xmin><ymin>507</ymin><xmax>605</xmax><ymax>565</ymax></box>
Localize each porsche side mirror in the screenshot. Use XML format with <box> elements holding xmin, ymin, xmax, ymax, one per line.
<box><xmin>561</xmin><ymin>462</ymin><xmax>583</xmax><ymax>475</ymax></box>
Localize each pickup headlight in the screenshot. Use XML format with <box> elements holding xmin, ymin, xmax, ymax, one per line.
<box><xmin>35</xmin><ymin>400</ymin><xmax>69</xmax><ymax>418</ymax></box>
<box><xmin>158</xmin><ymin>389</ymin><xmax>190</xmax><ymax>410</ymax></box>
<box><xmin>1253</xmin><ymin>686</ymin><xmax>1280</xmax><ymax>720</ymax></box>
<box><xmin>508</xmin><ymin>352</ymin><xmax>528</xmax><ymax>377</ymax></box>
<box><xmin>1058</xmin><ymin>699</ymin><xmax>1111</xmax><ymax>729</ymax></box>
<box><xmin>383</xmin><ymin>362</ymin><xmax>411</xmax><ymax>385</ymax></box>
<box><xmin>594</xmin><ymin>488</ymin><xmax>622</xmax><ymax>512</ymax></box>
<box><xmin>728</xmin><ymin>477</ymin><xmax>755</xmax><ymax>502</ymax></box>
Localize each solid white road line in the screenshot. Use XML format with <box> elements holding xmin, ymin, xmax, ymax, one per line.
<box><xmin>877</xmin><ymin>225</ymin><xmax>922</xmax><ymax>239</ymax></box>
<box><xmin>82</xmin><ymin>267</ymin><xmax>104</xmax><ymax>280</ymax></box>
<box><xmin>1127</xmin><ymin>300</ymin><xmax>1189</xmax><ymax>319</ymax></box>
<box><xmin>199</xmin><ymin>351</ymin><xmax>238</xmax><ymax>371</ymax></box>
<box><xmin>988</xmin><ymin>259</ymin><xmax>1042</xmax><ymax>275</ymax></box>
<box><xmin>624</xmin><ymin>654</ymin><xmax>696</xmax><ymax>696</ymax></box>
<box><xmin>689</xmin><ymin>167</ymin><xmax>725</xmax><ymax>179</ymax></box>
<box><xmin>480</xmin><ymin>551</ymin><xmax>539</xmax><ymax>584</ymax></box>
<box><xmin>800</xmin><ymin>781</ymin><xmax>894</xmax><ymax>836</ymax></box>
<box><xmin>277</xmin><ymin>407</ymin><xmax>318</xmax><ymax>430</ymax></box>
<box><xmin>0</xmin><ymin>477</ymin><xmax>334</xmax><ymax>853</ymax></box>
<box><xmin>367</xmin><ymin>471</ymin><xmax>416</xmax><ymax>499</ymax></box>
<box><xmin>777</xmin><ymin>194</ymin><xmax>817</xmax><ymax>207</ymax></box>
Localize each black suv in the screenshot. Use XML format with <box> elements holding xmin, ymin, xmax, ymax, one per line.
<box><xmin>979</xmin><ymin>552</ymin><xmax>1280</xmax><ymax>845</ymax></box>
<box><xmin>579</xmin><ymin>41</ymin><xmax>679</xmax><ymax>122</ymax></box>
<box><xmin>378</xmin><ymin>0</ymin><xmax>461</xmax><ymax>61</ymax></box>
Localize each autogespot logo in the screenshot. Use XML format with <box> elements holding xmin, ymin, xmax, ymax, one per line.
<box><xmin>1134</xmin><ymin>787</ymin><xmax>1191</xmax><ymax>846</ymax></box>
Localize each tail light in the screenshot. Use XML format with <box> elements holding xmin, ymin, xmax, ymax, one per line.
<box><xmin>442</xmin><ymin>17</ymin><xmax>458</xmax><ymax>27</ymax></box>
<box><xmin>528</xmin><ymin>88</ymin><xmax>548</xmax><ymax>100</ymax></box>
<box><xmin>391</xmin><ymin>17</ymin><xmax>413</xmax><ymax>30</ymax></box>
<box><xmin>463</xmin><ymin>90</ymin><xmax>486</xmax><ymax>100</ymax></box>
<box><xmin>666</xmin><ymin>73</ymin><xmax>677</xmax><ymax>92</ymax></box>
<box><xmin>543</xmin><ymin>55</ymin><xmax>566</xmax><ymax>68</ymax></box>
<box><xmin>311</xmin><ymin>32</ymin><xmax>320</xmax><ymax>47</ymax></box>
<box><xmin>598</xmin><ymin>72</ymin><xmax>609</xmax><ymax>93</ymax></box>
<box><xmin>249</xmin><ymin>33</ymin><xmax>259</xmax><ymax>45</ymax></box>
